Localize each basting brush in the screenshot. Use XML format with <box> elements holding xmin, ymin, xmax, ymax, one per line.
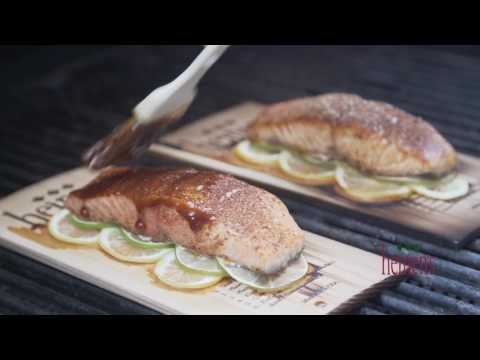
<box><xmin>82</xmin><ymin>45</ymin><xmax>230</xmax><ymax>169</ymax></box>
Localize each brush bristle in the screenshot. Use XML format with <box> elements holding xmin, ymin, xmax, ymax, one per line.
<box><xmin>82</xmin><ymin>112</ymin><xmax>183</xmax><ymax>169</ymax></box>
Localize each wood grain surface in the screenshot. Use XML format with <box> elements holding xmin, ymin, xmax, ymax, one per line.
<box><xmin>0</xmin><ymin>167</ymin><xmax>396</xmax><ymax>314</ymax></box>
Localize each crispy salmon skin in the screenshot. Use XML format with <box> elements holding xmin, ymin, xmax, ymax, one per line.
<box><xmin>65</xmin><ymin>167</ymin><xmax>304</xmax><ymax>274</ymax></box>
<box><xmin>247</xmin><ymin>93</ymin><xmax>457</xmax><ymax>177</ymax></box>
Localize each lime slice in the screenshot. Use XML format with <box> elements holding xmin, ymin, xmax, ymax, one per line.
<box><xmin>278</xmin><ymin>151</ymin><xmax>336</xmax><ymax>184</ymax></box>
<box><xmin>335</xmin><ymin>163</ymin><xmax>411</xmax><ymax>203</ymax></box>
<box><xmin>121</xmin><ymin>228</ymin><xmax>172</xmax><ymax>249</ymax></box>
<box><xmin>233</xmin><ymin>140</ymin><xmax>285</xmax><ymax>166</ymax></box>
<box><xmin>99</xmin><ymin>227</ymin><xmax>173</xmax><ymax>263</ymax></box>
<box><xmin>216</xmin><ymin>255</ymin><xmax>308</xmax><ymax>293</ymax></box>
<box><xmin>68</xmin><ymin>214</ymin><xmax>112</xmax><ymax>230</ymax></box>
<box><xmin>48</xmin><ymin>209</ymin><xmax>100</xmax><ymax>245</ymax></box>
<box><xmin>302</xmin><ymin>153</ymin><xmax>332</xmax><ymax>165</ymax></box>
<box><xmin>175</xmin><ymin>245</ymin><xmax>225</xmax><ymax>276</ymax></box>
<box><xmin>251</xmin><ymin>141</ymin><xmax>287</xmax><ymax>153</ymax></box>
<box><xmin>412</xmin><ymin>174</ymin><xmax>470</xmax><ymax>200</ymax></box>
<box><xmin>375</xmin><ymin>173</ymin><xmax>457</xmax><ymax>187</ymax></box>
<box><xmin>154</xmin><ymin>250</ymin><xmax>224</xmax><ymax>289</ymax></box>
<box><xmin>375</xmin><ymin>175</ymin><xmax>430</xmax><ymax>184</ymax></box>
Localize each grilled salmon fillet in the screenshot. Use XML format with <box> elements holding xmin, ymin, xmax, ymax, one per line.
<box><xmin>65</xmin><ymin>167</ymin><xmax>304</xmax><ymax>274</ymax></box>
<box><xmin>247</xmin><ymin>93</ymin><xmax>457</xmax><ymax>177</ymax></box>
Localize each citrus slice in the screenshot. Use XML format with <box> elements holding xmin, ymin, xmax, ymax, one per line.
<box><xmin>48</xmin><ymin>209</ymin><xmax>100</xmax><ymax>245</ymax></box>
<box><xmin>335</xmin><ymin>163</ymin><xmax>412</xmax><ymax>203</ymax></box>
<box><xmin>99</xmin><ymin>227</ymin><xmax>172</xmax><ymax>263</ymax></box>
<box><xmin>278</xmin><ymin>151</ymin><xmax>336</xmax><ymax>185</ymax></box>
<box><xmin>233</xmin><ymin>140</ymin><xmax>284</xmax><ymax>166</ymax></box>
<box><xmin>375</xmin><ymin>173</ymin><xmax>457</xmax><ymax>187</ymax></box>
<box><xmin>120</xmin><ymin>228</ymin><xmax>172</xmax><ymax>249</ymax></box>
<box><xmin>251</xmin><ymin>141</ymin><xmax>287</xmax><ymax>153</ymax></box>
<box><xmin>302</xmin><ymin>153</ymin><xmax>332</xmax><ymax>165</ymax></box>
<box><xmin>216</xmin><ymin>255</ymin><xmax>308</xmax><ymax>293</ymax></box>
<box><xmin>175</xmin><ymin>245</ymin><xmax>225</xmax><ymax>276</ymax></box>
<box><xmin>375</xmin><ymin>175</ymin><xmax>431</xmax><ymax>184</ymax></box>
<box><xmin>412</xmin><ymin>174</ymin><xmax>470</xmax><ymax>200</ymax></box>
<box><xmin>154</xmin><ymin>250</ymin><xmax>224</xmax><ymax>289</ymax></box>
<box><xmin>68</xmin><ymin>214</ymin><xmax>112</xmax><ymax>230</ymax></box>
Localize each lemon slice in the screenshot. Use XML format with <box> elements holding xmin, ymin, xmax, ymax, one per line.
<box><xmin>216</xmin><ymin>255</ymin><xmax>308</xmax><ymax>293</ymax></box>
<box><xmin>175</xmin><ymin>245</ymin><xmax>225</xmax><ymax>276</ymax></box>
<box><xmin>335</xmin><ymin>164</ymin><xmax>412</xmax><ymax>203</ymax></box>
<box><xmin>99</xmin><ymin>227</ymin><xmax>173</xmax><ymax>263</ymax></box>
<box><xmin>154</xmin><ymin>250</ymin><xmax>224</xmax><ymax>289</ymax></box>
<box><xmin>68</xmin><ymin>214</ymin><xmax>112</xmax><ymax>230</ymax></box>
<box><xmin>121</xmin><ymin>229</ymin><xmax>172</xmax><ymax>249</ymax></box>
<box><xmin>278</xmin><ymin>151</ymin><xmax>336</xmax><ymax>184</ymax></box>
<box><xmin>412</xmin><ymin>174</ymin><xmax>470</xmax><ymax>200</ymax></box>
<box><xmin>233</xmin><ymin>140</ymin><xmax>284</xmax><ymax>166</ymax></box>
<box><xmin>48</xmin><ymin>209</ymin><xmax>100</xmax><ymax>245</ymax></box>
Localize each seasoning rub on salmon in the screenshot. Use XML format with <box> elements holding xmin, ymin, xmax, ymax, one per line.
<box><xmin>65</xmin><ymin>167</ymin><xmax>304</xmax><ymax>274</ymax></box>
<box><xmin>247</xmin><ymin>93</ymin><xmax>457</xmax><ymax>177</ymax></box>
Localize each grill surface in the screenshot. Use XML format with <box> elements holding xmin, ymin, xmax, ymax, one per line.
<box><xmin>1</xmin><ymin>45</ymin><xmax>479</xmax><ymax>315</ymax></box>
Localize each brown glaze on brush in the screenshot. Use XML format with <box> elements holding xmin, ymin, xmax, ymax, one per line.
<box><xmin>65</xmin><ymin>167</ymin><xmax>304</xmax><ymax>274</ymax></box>
<box><xmin>82</xmin><ymin>117</ymin><xmax>175</xmax><ymax>169</ymax></box>
<box><xmin>83</xmin><ymin>100</ymin><xmax>192</xmax><ymax>170</ymax></box>
<box><xmin>248</xmin><ymin>93</ymin><xmax>457</xmax><ymax>177</ymax></box>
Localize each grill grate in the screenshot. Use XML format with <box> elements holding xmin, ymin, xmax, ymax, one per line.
<box><xmin>1</xmin><ymin>45</ymin><xmax>480</xmax><ymax>315</ymax></box>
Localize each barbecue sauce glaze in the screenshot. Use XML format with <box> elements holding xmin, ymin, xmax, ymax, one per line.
<box><xmin>70</xmin><ymin>167</ymin><xmax>224</xmax><ymax>233</ymax></box>
<box><xmin>82</xmin><ymin>116</ymin><xmax>180</xmax><ymax>170</ymax></box>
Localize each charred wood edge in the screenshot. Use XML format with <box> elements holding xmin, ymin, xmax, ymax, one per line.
<box><xmin>297</xmin><ymin>218</ymin><xmax>480</xmax><ymax>287</ymax></box>
<box><xmin>328</xmin><ymin>274</ymin><xmax>406</xmax><ymax>315</ymax></box>
<box><xmin>288</xmin><ymin>201</ymin><xmax>480</xmax><ymax>269</ymax></box>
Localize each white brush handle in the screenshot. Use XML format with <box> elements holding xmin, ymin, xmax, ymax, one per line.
<box><xmin>134</xmin><ymin>45</ymin><xmax>230</xmax><ymax>123</ymax></box>
<box><xmin>176</xmin><ymin>45</ymin><xmax>229</xmax><ymax>88</ymax></box>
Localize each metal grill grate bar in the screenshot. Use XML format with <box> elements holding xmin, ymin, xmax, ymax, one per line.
<box><xmin>357</xmin><ymin>307</ymin><xmax>386</xmax><ymax>315</ymax></box>
<box><xmin>0</xmin><ymin>137</ymin><xmax>78</xmax><ymax>169</ymax></box>
<box><xmin>0</xmin><ymin>246</ymin><xmax>158</xmax><ymax>314</ymax></box>
<box><xmin>411</xmin><ymin>273</ymin><xmax>480</xmax><ymax>303</ymax></box>
<box><xmin>0</xmin><ymin>266</ymin><xmax>107</xmax><ymax>314</ymax></box>
<box><xmin>395</xmin><ymin>281</ymin><xmax>480</xmax><ymax>315</ymax></box>
<box><xmin>469</xmin><ymin>240</ymin><xmax>480</xmax><ymax>253</ymax></box>
<box><xmin>378</xmin><ymin>291</ymin><xmax>441</xmax><ymax>315</ymax></box>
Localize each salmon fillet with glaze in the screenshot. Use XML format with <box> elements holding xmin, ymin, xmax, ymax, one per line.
<box><xmin>65</xmin><ymin>167</ymin><xmax>304</xmax><ymax>274</ymax></box>
<box><xmin>247</xmin><ymin>93</ymin><xmax>457</xmax><ymax>177</ymax></box>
